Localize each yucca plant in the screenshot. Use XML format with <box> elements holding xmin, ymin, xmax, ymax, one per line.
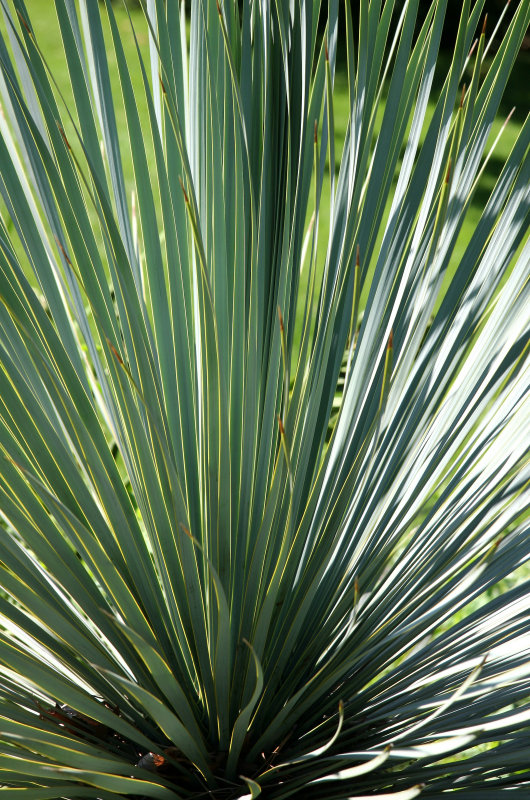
<box><xmin>0</xmin><ymin>0</ymin><xmax>528</xmax><ymax>796</ymax></box>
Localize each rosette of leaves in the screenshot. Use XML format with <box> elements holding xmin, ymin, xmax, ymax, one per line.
<box><xmin>0</xmin><ymin>0</ymin><xmax>528</xmax><ymax>797</ymax></box>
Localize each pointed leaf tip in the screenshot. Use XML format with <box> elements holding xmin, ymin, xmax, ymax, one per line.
<box><xmin>325</xmin><ymin>40</ymin><xmax>329</xmax><ymax>62</ymax></box>
<box><xmin>278</xmin><ymin>416</ymin><xmax>285</xmax><ymax>436</ymax></box>
<box><xmin>57</xmin><ymin>123</ymin><xmax>71</xmax><ymax>150</ymax></box>
<box><xmin>388</xmin><ymin>330</ymin><xmax>394</xmax><ymax>350</ymax></box>
<box><xmin>314</xmin><ymin>119</ymin><xmax>318</xmax><ymax>144</ymax></box>
<box><xmin>106</xmin><ymin>338</ymin><xmax>124</xmax><ymax>367</ymax></box>
<box><xmin>460</xmin><ymin>84</ymin><xmax>466</xmax><ymax>108</ymax></box>
<box><xmin>3</xmin><ymin>453</ymin><xmax>24</xmax><ymax>472</ymax></box>
<box><xmin>277</xmin><ymin>306</ymin><xmax>285</xmax><ymax>332</ymax></box>
<box><xmin>54</xmin><ymin>235</ymin><xmax>72</xmax><ymax>266</ymax></box>
<box><xmin>445</xmin><ymin>159</ymin><xmax>452</xmax><ymax>184</ymax></box>
<box><xmin>178</xmin><ymin>175</ymin><xmax>189</xmax><ymax>204</ymax></box>
<box><xmin>159</xmin><ymin>73</ymin><xmax>167</xmax><ymax>95</ymax></box>
<box><xmin>356</xmin><ymin>244</ymin><xmax>360</xmax><ymax>267</ymax></box>
<box><xmin>16</xmin><ymin>9</ymin><xmax>32</xmax><ymax>35</ymax></box>
<box><xmin>179</xmin><ymin>522</ymin><xmax>193</xmax><ymax>540</ymax></box>
<box><xmin>482</xmin><ymin>14</ymin><xmax>488</xmax><ymax>35</ymax></box>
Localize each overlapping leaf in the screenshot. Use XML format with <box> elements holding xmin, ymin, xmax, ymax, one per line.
<box><xmin>0</xmin><ymin>0</ymin><xmax>528</xmax><ymax>797</ymax></box>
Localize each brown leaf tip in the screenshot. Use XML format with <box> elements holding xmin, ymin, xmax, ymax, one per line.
<box><xmin>106</xmin><ymin>337</ymin><xmax>124</xmax><ymax>366</ymax></box>
<box><xmin>57</xmin><ymin>123</ymin><xmax>71</xmax><ymax>151</ymax></box>
<box><xmin>16</xmin><ymin>9</ymin><xmax>32</xmax><ymax>35</ymax></box>
<box><xmin>460</xmin><ymin>84</ymin><xmax>466</xmax><ymax>108</ymax></box>
<box><xmin>4</xmin><ymin>454</ymin><xmax>24</xmax><ymax>471</ymax></box>
<box><xmin>277</xmin><ymin>306</ymin><xmax>285</xmax><ymax>332</ymax></box>
<box><xmin>325</xmin><ymin>40</ymin><xmax>329</xmax><ymax>62</ymax></box>
<box><xmin>314</xmin><ymin>119</ymin><xmax>318</xmax><ymax>144</ymax></box>
<box><xmin>356</xmin><ymin>244</ymin><xmax>360</xmax><ymax>267</ymax></box>
<box><xmin>179</xmin><ymin>522</ymin><xmax>193</xmax><ymax>540</ymax></box>
<box><xmin>54</xmin><ymin>235</ymin><xmax>72</xmax><ymax>266</ymax></box>
<box><xmin>388</xmin><ymin>330</ymin><xmax>393</xmax><ymax>350</ymax></box>
<box><xmin>159</xmin><ymin>73</ymin><xmax>167</xmax><ymax>95</ymax></box>
<box><xmin>110</xmin><ymin>345</ymin><xmax>124</xmax><ymax>366</ymax></box>
<box><xmin>278</xmin><ymin>416</ymin><xmax>285</xmax><ymax>436</ymax></box>
<box><xmin>445</xmin><ymin>159</ymin><xmax>452</xmax><ymax>184</ymax></box>
<box><xmin>482</xmin><ymin>14</ymin><xmax>487</xmax><ymax>36</ymax></box>
<box><xmin>178</xmin><ymin>175</ymin><xmax>189</xmax><ymax>205</ymax></box>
